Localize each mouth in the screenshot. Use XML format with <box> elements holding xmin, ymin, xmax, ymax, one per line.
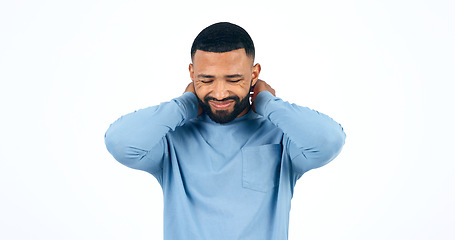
<box><xmin>209</xmin><ymin>100</ymin><xmax>234</xmax><ymax>110</ymax></box>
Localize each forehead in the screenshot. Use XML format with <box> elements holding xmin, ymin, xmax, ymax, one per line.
<box><xmin>192</xmin><ymin>49</ymin><xmax>253</xmax><ymax>71</ymax></box>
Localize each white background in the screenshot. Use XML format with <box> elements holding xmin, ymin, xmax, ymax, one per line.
<box><xmin>1</xmin><ymin>0</ymin><xmax>454</xmax><ymax>239</ymax></box>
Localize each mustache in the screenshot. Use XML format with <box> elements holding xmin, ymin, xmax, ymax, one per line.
<box><xmin>204</xmin><ymin>96</ymin><xmax>240</xmax><ymax>102</ymax></box>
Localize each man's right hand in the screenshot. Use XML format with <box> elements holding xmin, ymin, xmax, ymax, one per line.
<box><xmin>184</xmin><ymin>82</ymin><xmax>197</xmax><ymax>95</ymax></box>
<box><xmin>184</xmin><ymin>82</ymin><xmax>203</xmax><ymax>116</ymax></box>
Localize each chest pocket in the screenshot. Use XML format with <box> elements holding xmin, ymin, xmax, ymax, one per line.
<box><xmin>242</xmin><ymin>144</ymin><xmax>282</xmax><ymax>192</ymax></box>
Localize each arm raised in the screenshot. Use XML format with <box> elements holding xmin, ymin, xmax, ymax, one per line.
<box><xmin>104</xmin><ymin>92</ymin><xmax>199</xmax><ymax>175</ymax></box>
<box><xmin>252</xmin><ymin>80</ymin><xmax>345</xmax><ymax>175</ymax></box>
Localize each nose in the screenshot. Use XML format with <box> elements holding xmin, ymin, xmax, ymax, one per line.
<box><xmin>211</xmin><ymin>81</ymin><xmax>229</xmax><ymax>100</ymax></box>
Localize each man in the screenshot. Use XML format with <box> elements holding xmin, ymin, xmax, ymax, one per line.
<box><xmin>105</xmin><ymin>22</ymin><xmax>345</xmax><ymax>240</ymax></box>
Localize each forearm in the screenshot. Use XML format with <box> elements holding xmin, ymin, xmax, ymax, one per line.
<box><xmin>104</xmin><ymin>92</ymin><xmax>199</xmax><ymax>172</ymax></box>
<box><xmin>255</xmin><ymin>91</ymin><xmax>345</xmax><ymax>172</ymax></box>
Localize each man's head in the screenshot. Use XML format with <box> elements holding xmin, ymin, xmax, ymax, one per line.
<box><xmin>189</xmin><ymin>22</ymin><xmax>261</xmax><ymax>124</ymax></box>
<box><xmin>191</xmin><ymin>22</ymin><xmax>255</xmax><ymax>62</ymax></box>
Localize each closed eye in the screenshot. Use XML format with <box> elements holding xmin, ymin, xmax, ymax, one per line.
<box><xmin>197</xmin><ymin>74</ymin><xmax>215</xmax><ymax>84</ymax></box>
<box><xmin>228</xmin><ymin>79</ymin><xmax>242</xmax><ymax>83</ymax></box>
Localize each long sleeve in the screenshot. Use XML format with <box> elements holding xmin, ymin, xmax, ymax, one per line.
<box><xmin>104</xmin><ymin>92</ymin><xmax>199</xmax><ymax>175</ymax></box>
<box><xmin>254</xmin><ymin>91</ymin><xmax>346</xmax><ymax>174</ymax></box>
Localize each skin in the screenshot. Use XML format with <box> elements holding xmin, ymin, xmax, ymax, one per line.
<box><xmin>186</xmin><ymin>49</ymin><xmax>276</xmax><ymax>119</ymax></box>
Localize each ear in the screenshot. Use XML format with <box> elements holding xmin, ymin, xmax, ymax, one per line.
<box><xmin>251</xmin><ymin>63</ymin><xmax>261</xmax><ymax>86</ymax></box>
<box><xmin>189</xmin><ymin>63</ymin><xmax>194</xmax><ymax>81</ymax></box>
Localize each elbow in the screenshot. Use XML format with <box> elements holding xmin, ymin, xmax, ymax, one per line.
<box><xmin>291</xmin><ymin>124</ymin><xmax>346</xmax><ymax>173</ymax></box>
<box><xmin>104</xmin><ymin>128</ymin><xmax>140</xmax><ymax>166</ymax></box>
<box><xmin>104</xmin><ymin>129</ymin><xmax>163</xmax><ymax>172</ymax></box>
<box><xmin>105</xmin><ymin>130</ymin><xmax>128</xmax><ymax>163</ymax></box>
<box><xmin>319</xmin><ymin>129</ymin><xmax>346</xmax><ymax>162</ymax></box>
<box><xmin>305</xmin><ymin>130</ymin><xmax>345</xmax><ymax>166</ymax></box>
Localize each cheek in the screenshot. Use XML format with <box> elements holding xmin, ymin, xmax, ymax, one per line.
<box><xmin>194</xmin><ymin>85</ymin><xmax>208</xmax><ymax>99</ymax></box>
<box><xmin>239</xmin><ymin>81</ymin><xmax>253</xmax><ymax>94</ymax></box>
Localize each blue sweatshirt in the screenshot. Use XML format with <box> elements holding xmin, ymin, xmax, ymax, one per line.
<box><xmin>105</xmin><ymin>91</ymin><xmax>345</xmax><ymax>240</ymax></box>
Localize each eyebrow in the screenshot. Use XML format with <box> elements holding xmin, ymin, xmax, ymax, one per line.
<box><xmin>197</xmin><ymin>74</ymin><xmax>215</xmax><ymax>79</ymax></box>
<box><xmin>196</xmin><ymin>74</ymin><xmax>244</xmax><ymax>79</ymax></box>
<box><xmin>225</xmin><ymin>74</ymin><xmax>244</xmax><ymax>79</ymax></box>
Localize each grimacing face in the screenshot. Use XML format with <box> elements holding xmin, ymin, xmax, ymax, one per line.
<box><xmin>189</xmin><ymin>49</ymin><xmax>261</xmax><ymax>123</ymax></box>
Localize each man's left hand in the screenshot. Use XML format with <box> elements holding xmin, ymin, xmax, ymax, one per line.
<box><xmin>251</xmin><ymin>80</ymin><xmax>276</xmax><ymax>112</ymax></box>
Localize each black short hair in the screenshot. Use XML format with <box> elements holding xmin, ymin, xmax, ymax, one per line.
<box><xmin>191</xmin><ymin>22</ymin><xmax>255</xmax><ymax>61</ymax></box>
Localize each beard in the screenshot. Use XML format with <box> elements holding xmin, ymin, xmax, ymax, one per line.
<box><xmin>197</xmin><ymin>91</ymin><xmax>251</xmax><ymax>124</ymax></box>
